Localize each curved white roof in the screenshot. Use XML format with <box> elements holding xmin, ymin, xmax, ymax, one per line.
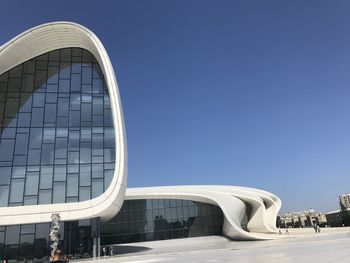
<box><xmin>0</xmin><ymin>22</ymin><xmax>127</xmax><ymax>225</ymax></box>
<box><xmin>126</xmin><ymin>185</ymin><xmax>281</xmax><ymax>240</ymax></box>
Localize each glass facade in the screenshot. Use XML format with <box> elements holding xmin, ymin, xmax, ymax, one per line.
<box><xmin>101</xmin><ymin>199</ymin><xmax>224</xmax><ymax>245</ymax></box>
<box><xmin>0</xmin><ymin>219</ymin><xmax>94</xmax><ymax>262</ymax></box>
<box><xmin>0</xmin><ymin>48</ymin><xmax>116</xmax><ymax>207</ymax></box>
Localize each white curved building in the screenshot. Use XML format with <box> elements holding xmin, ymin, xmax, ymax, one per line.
<box><xmin>124</xmin><ymin>185</ymin><xmax>281</xmax><ymax>241</ymax></box>
<box><xmin>0</xmin><ymin>22</ymin><xmax>281</xmax><ymax>262</ymax></box>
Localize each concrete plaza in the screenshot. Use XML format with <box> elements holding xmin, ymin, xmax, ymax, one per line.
<box><xmin>76</xmin><ymin>227</ymin><xmax>350</xmax><ymax>263</ymax></box>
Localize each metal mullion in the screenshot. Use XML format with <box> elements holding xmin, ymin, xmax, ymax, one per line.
<box><xmin>53</xmin><ymin>48</ymin><xmax>67</xmax><ymax>204</ymax></box>
<box><xmin>89</xmin><ymin>50</ymin><xmax>99</xmax><ymax>194</ymax></box>
<box><xmin>88</xmin><ymin>49</ymin><xmax>93</xmax><ymax>199</ymax></box>
<box><xmin>10</xmin><ymin>62</ymin><xmax>25</xmax><ymax>206</ymax></box>
<box><xmin>80</xmin><ymin>48</ymin><xmax>92</xmax><ymax>200</ymax></box>
<box><xmin>36</xmin><ymin>55</ymin><xmax>50</xmax><ymax>202</ymax></box>
<box><xmin>23</xmin><ymin>58</ymin><xmax>39</xmax><ymax>205</ymax></box>
<box><xmin>99</xmin><ymin>62</ymin><xmax>107</xmax><ymax>191</ymax></box>
<box><xmin>0</xmin><ymin>70</ymin><xmax>11</xmax><ymax>206</ymax></box>
<box><xmin>41</xmin><ymin>50</ymin><xmax>53</xmax><ymax>205</ymax></box>
<box><xmin>72</xmin><ymin>48</ymin><xmax>82</xmax><ymax>202</ymax></box>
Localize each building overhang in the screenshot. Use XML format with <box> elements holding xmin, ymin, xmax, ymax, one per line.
<box><xmin>125</xmin><ymin>185</ymin><xmax>282</xmax><ymax>240</ymax></box>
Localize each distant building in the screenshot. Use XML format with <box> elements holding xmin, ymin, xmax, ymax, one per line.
<box><xmin>278</xmin><ymin>209</ymin><xmax>327</xmax><ymax>228</ymax></box>
<box><xmin>325</xmin><ymin>210</ymin><xmax>344</xmax><ymax>227</ymax></box>
<box><xmin>325</xmin><ymin>193</ymin><xmax>350</xmax><ymax>227</ymax></box>
<box><xmin>339</xmin><ymin>193</ymin><xmax>350</xmax><ymax>209</ymax></box>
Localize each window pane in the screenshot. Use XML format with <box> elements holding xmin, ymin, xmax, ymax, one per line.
<box><xmin>0</xmin><ymin>167</ymin><xmax>11</xmax><ymax>184</ymax></box>
<box><xmin>32</xmin><ymin>93</ymin><xmax>45</xmax><ymax>107</ymax></box>
<box><xmin>38</xmin><ymin>189</ymin><xmax>52</xmax><ymax>204</ymax></box>
<box><xmin>15</xmin><ymin>133</ymin><xmax>29</xmax><ymax>155</ymax></box>
<box><xmin>92</xmin><ymin>178</ymin><xmax>103</xmax><ymax>198</ymax></box>
<box><xmin>54</xmin><ymin>166</ymin><xmax>66</xmax><ymax>181</ymax></box>
<box><xmin>12</xmin><ymin>166</ymin><xmax>25</xmax><ymax>178</ymax></box>
<box><xmin>67</xmin><ymin>174</ymin><xmax>78</xmax><ymax>197</ymax></box>
<box><xmin>17</xmin><ymin>113</ymin><xmax>31</xmax><ymax>127</ymax></box>
<box><xmin>40</xmin><ymin>166</ymin><xmax>53</xmax><ymax>189</ymax></box>
<box><xmin>82</xmin><ymin>67</ymin><xmax>92</xmax><ymax>85</ymax></box>
<box><xmin>0</xmin><ymin>185</ymin><xmax>9</xmax><ymax>206</ymax></box>
<box><xmin>31</xmin><ymin>108</ymin><xmax>44</xmax><ymax>127</ymax></box>
<box><xmin>24</xmin><ymin>196</ymin><xmax>37</xmax><ymax>205</ymax></box>
<box><xmin>44</xmin><ymin>104</ymin><xmax>56</xmax><ymax>123</ymax></box>
<box><xmin>80</xmin><ymin>165</ymin><xmax>91</xmax><ymax>187</ymax></box>
<box><xmin>5</xmin><ymin>225</ymin><xmax>20</xmax><ymax>245</ymax></box>
<box><xmin>57</xmin><ymin>97</ymin><xmax>69</xmax><ymax>116</ymax></box>
<box><xmin>55</xmin><ymin>138</ymin><xmax>67</xmax><ymax>159</ymax></box>
<box><xmin>9</xmin><ymin>179</ymin><xmax>25</xmax><ymax>203</ymax></box>
<box><xmin>71</xmin><ymin>74</ymin><xmax>81</xmax><ymax>92</ymax></box>
<box><xmin>79</xmin><ymin>187</ymin><xmax>90</xmax><ymax>201</ymax></box>
<box><xmin>5</xmin><ymin>98</ymin><xmax>19</xmax><ymax>117</ymax></box>
<box><xmin>0</xmin><ymin>139</ymin><xmax>15</xmax><ymax>161</ymax></box>
<box><xmin>25</xmin><ymin>172</ymin><xmax>39</xmax><ymax>195</ymax></box>
<box><xmin>21</xmin><ymin>224</ymin><xmax>35</xmax><ymax>234</ymax></box>
<box><xmin>52</xmin><ymin>182</ymin><xmax>66</xmax><ymax>203</ymax></box>
<box><xmin>41</xmin><ymin>144</ymin><xmax>54</xmax><ymax>164</ymax></box>
<box><xmin>29</xmin><ymin>128</ymin><xmax>42</xmax><ymax>149</ymax></box>
<box><xmin>28</xmin><ymin>149</ymin><xmax>41</xmax><ymax>165</ymax></box>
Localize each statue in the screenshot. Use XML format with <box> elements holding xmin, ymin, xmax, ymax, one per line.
<box><xmin>49</xmin><ymin>213</ymin><xmax>62</xmax><ymax>261</ymax></box>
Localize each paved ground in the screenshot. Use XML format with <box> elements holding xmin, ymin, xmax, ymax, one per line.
<box><xmin>75</xmin><ymin>227</ymin><xmax>350</xmax><ymax>263</ymax></box>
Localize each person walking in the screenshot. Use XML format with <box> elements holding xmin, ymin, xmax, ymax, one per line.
<box><xmin>102</xmin><ymin>246</ymin><xmax>107</xmax><ymax>257</ymax></box>
<box><xmin>313</xmin><ymin>223</ymin><xmax>318</xmax><ymax>233</ymax></box>
<box><xmin>109</xmin><ymin>246</ymin><xmax>114</xmax><ymax>256</ymax></box>
<box><xmin>317</xmin><ymin>224</ymin><xmax>321</xmax><ymax>233</ymax></box>
<box><xmin>285</xmin><ymin>226</ymin><xmax>289</xmax><ymax>234</ymax></box>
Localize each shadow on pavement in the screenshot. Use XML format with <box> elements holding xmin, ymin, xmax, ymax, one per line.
<box><xmin>114</xmin><ymin>245</ymin><xmax>152</xmax><ymax>255</ymax></box>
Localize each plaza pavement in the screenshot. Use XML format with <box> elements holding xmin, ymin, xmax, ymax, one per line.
<box><xmin>74</xmin><ymin>227</ymin><xmax>350</xmax><ymax>263</ymax></box>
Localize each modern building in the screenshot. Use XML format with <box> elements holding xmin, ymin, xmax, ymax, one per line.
<box><xmin>325</xmin><ymin>210</ymin><xmax>344</xmax><ymax>227</ymax></box>
<box><xmin>0</xmin><ymin>22</ymin><xmax>281</xmax><ymax>262</ymax></box>
<box><xmin>339</xmin><ymin>193</ymin><xmax>350</xmax><ymax>209</ymax></box>
<box><xmin>325</xmin><ymin>193</ymin><xmax>350</xmax><ymax>227</ymax></box>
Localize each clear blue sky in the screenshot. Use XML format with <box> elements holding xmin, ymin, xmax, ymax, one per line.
<box><xmin>1</xmin><ymin>0</ymin><xmax>350</xmax><ymax>213</ymax></box>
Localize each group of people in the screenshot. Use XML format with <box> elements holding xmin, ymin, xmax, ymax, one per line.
<box><xmin>278</xmin><ymin>223</ymin><xmax>322</xmax><ymax>235</ymax></box>
<box><xmin>278</xmin><ymin>226</ymin><xmax>290</xmax><ymax>234</ymax></box>
<box><xmin>102</xmin><ymin>245</ymin><xmax>114</xmax><ymax>257</ymax></box>
<box><xmin>278</xmin><ymin>226</ymin><xmax>289</xmax><ymax>235</ymax></box>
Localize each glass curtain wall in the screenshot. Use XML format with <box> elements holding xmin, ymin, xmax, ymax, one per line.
<box><xmin>0</xmin><ymin>219</ymin><xmax>94</xmax><ymax>262</ymax></box>
<box><xmin>0</xmin><ymin>48</ymin><xmax>116</xmax><ymax>207</ymax></box>
<box><xmin>101</xmin><ymin>199</ymin><xmax>224</xmax><ymax>244</ymax></box>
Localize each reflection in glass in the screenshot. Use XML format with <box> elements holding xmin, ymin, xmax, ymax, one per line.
<box><xmin>101</xmin><ymin>199</ymin><xmax>224</xmax><ymax>245</ymax></box>
<box><xmin>5</xmin><ymin>226</ymin><xmax>20</xmax><ymax>245</ymax></box>
<box><xmin>0</xmin><ymin>48</ymin><xmax>116</xmax><ymax>207</ymax></box>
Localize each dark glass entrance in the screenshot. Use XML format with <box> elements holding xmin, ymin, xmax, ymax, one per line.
<box><xmin>101</xmin><ymin>199</ymin><xmax>224</xmax><ymax>245</ymax></box>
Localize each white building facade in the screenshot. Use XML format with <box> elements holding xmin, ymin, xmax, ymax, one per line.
<box><xmin>0</xmin><ymin>22</ymin><xmax>281</xmax><ymax>262</ymax></box>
